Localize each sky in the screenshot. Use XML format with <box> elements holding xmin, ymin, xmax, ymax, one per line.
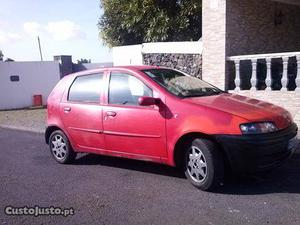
<box><xmin>0</xmin><ymin>0</ymin><xmax>112</xmax><ymax>63</ymax></box>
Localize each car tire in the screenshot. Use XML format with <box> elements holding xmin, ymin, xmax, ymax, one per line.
<box><xmin>184</xmin><ymin>138</ymin><xmax>224</xmax><ymax>191</ymax></box>
<box><xmin>49</xmin><ymin>130</ymin><xmax>76</xmax><ymax>164</ymax></box>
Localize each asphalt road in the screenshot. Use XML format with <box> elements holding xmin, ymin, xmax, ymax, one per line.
<box><xmin>1</xmin><ymin>128</ymin><xmax>300</xmax><ymax>225</ymax></box>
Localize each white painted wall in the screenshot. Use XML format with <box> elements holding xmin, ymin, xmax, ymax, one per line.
<box><xmin>142</xmin><ymin>41</ymin><xmax>202</xmax><ymax>54</ymax></box>
<box><xmin>0</xmin><ymin>61</ymin><xmax>60</xmax><ymax>110</ymax></box>
<box><xmin>113</xmin><ymin>44</ymin><xmax>143</xmax><ymax>66</ymax></box>
<box><xmin>112</xmin><ymin>41</ymin><xmax>202</xmax><ymax>66</ymax></box>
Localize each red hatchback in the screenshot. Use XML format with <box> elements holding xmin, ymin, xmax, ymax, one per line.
<box><xmin>46</xmin><ymin>66</ymin><xmax>298</xmax><ymax>190</ymax></box>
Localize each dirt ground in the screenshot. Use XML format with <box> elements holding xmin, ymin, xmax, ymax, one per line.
<box><xmin>0</xmin><ymin>108</ymin><xmax>46</xmax><ymax>133</ymax></box>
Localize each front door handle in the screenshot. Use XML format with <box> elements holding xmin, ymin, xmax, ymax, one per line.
<box><xmin>106</xmin><ymin>111</ymin><xmax>117</xmax><ymax>117</ymax></box>
<box><xmin>64</xmin><ymin>107</ymin><xmax>71</xmax><ymax>112</ymax></box>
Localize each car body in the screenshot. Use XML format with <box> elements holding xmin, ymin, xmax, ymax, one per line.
<box><xmin>45</xmin><ymin>66</ymin><xmax>298</xmax><ymax>190</ymax></box>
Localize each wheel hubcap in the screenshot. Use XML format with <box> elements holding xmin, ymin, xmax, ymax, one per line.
<box><xmin>187</xmin><ymin>146</ymin><xmax>207</xmax><ymax>182</ymax></box>
<box><xmin>51</xmin><ymin>134</ymin><xmax>67</xmax><ymax>160</ymax></box>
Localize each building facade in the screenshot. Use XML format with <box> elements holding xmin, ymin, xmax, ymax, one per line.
<box><xmin>202</xmin><ymin>0</ymin><xmax>300</xmax><ymax>125</ymax></box>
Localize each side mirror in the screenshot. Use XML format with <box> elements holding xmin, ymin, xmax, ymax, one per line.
<box><xmin>138</xmin><ymin>96</ymin><xmax>160</xmax><ymax>106</ymax></box>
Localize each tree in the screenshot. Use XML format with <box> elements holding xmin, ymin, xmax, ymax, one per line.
<box><xmin>77</xmin><ymin>58</ymin><xmax>91</xmax><ymax>64</ymax></box>
<box><xmin>0</xmin><ymin>51</ymin><xmax>14</xmax><ymax>62</ymax></box>
<box><xmin>98</xmin><ymin>0</ymin><xmax>202</xmax><ymax>47</ymax></box>
<box><xmin>0</xmin><ymin>50</ymin><xmax>3</xmax><ymax>61</ymax></box>
<box><xmin>4</xmin><ymin>58</ymin><xmax>14</xmax><ymax>62</ymax></box>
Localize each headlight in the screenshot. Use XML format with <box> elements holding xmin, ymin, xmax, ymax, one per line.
<box><xmin>240</xmin><ymin>122</ymin><xmax>278</xmax><ymax>134</ymax></box>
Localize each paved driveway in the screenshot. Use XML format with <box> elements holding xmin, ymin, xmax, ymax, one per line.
<box><xmin>1</xmin><ymin>128</ymin><xmax>300</xmax><ymax>225</ymax></box>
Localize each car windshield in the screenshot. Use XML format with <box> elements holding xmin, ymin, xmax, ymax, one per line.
<box><xmin>142</xmin><ymin>68</ymin><xmax>224</xmax><ymax>98</ymax></box>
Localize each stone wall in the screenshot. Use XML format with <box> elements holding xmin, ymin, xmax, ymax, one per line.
<box><xmin>230</xmin><ymin>90</ymin><xmax>300</xmax><ymax>128</ymax></box>
<box><xmin>227</xmin><ymin>0</ymin><xmax>300</xmax><ymax>56</ymax></box>
<box><xmin>143</xmin><ymin>53</ymin><xmax>202</xmax><ymax>78</ymax></box>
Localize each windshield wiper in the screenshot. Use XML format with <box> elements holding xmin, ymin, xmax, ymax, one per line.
<box><xmin>182</xmin><ymin>93</ymin><xmax>207</xmax><ymax>98</ymax></box>
<box><xmin>183</xmin><ymin>90</ymin><xmax>224</xmax><ymax>98</ymax></box>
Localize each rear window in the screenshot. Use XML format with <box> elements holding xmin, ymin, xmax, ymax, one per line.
<box><xmin>68</xmin><ymin>73</ymin><xmax>103</xmax><ymax>103</ymax></box>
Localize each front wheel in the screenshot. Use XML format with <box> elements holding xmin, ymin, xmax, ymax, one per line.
<box><xmin>49</xmin><ymin>130</ymin><xmax>76</xmax><ymax>164</ymax></box>
<box><xmin>184</xmin><ymin>138</ymin><xmax>224</xmax><ymax>191</ymax></box>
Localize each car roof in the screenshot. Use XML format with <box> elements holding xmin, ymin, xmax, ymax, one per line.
<box><xmin>112</xmin><ymin>65</ymin><xmax>159</xmax><ymax>70</ymax></box>
<box><xmin>67</xmin><ymin>65</ymin><xmax>160</xmax><ymax>78</ymax></box>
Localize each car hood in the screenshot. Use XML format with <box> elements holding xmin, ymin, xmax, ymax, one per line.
<box><xmin>183</xmin><ymin>93</ymin><xmax>292</xmax><ymax>130</ymax></box>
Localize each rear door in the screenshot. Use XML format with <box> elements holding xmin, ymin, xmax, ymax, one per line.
<box><xmin>102</xmin><ymin>70</ymin><xmax>167</xmax><ymax>160</ymax></box>
<box><xmin>60</xmin><ymin>72</ymin><xmax>105</xmax><ymax>151</ymax></box>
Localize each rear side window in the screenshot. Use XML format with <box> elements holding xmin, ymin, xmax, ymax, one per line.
<box><xmin>68</xmin><ymin>73</ymin><xmax>103</xmax><ymax>103</ymax></box>
<box><xmin>109</xmin><ymin>72</ymin><xmax>152</xmax><ymax>105</ymax></box>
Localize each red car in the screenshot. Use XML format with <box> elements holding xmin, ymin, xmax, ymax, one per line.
<box><xmin>45</xmin><ymin>66</ymin><xmax>298</xmax><ymax>190</ymax></box>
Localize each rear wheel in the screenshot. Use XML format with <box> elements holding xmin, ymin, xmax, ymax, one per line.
<box><xmin>184</xmin><ymin>138</ymin><xmax>224</xmax><ymax>191</ymax></box>
<box><xmin>49</xmin><ymin>130</ymin><xmax>76</xmax><ymax>164</ymax></box>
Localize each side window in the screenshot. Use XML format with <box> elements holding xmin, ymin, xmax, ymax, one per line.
<box><xmin>68</xmin><ymin>73</ymin><xmax>103</xmax><ymax>103</ymax></box>
<box><xmin>109</xmin><ymin>72</ymin><xmax>152</xmax><ymax>105</ymax></box>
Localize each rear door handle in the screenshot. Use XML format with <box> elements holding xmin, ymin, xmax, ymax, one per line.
<box><xmin>64</xmin><ymin>107</ymin><xmax>71</xmax><ymax>112</ymax></box>
<box><xmin>106</xmin><ymin>111</ymin><xmax>117</xmax><ymax>117</ymax></box>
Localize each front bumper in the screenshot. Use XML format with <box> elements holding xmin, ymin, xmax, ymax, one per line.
<box><xmin>215</xmin><ymin>123</ymin><xmax>298</xmax><ymax>174</ymax></box>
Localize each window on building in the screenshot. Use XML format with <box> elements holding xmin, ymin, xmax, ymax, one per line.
<box><xmin>68</xmin><ymin>73</ymin><xmax>103</xmax><ymax>103</ymax></box>
<box><xmin>109</xmin><ymin>72</ymin><xmax>152</xmax><ymax>105</ymax></box>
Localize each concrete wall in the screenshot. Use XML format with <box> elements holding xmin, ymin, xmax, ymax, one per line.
<box><xmin>0</xmin><ymin>61</ymin><xmax>60</xmax><ymax>110</ymax></box>
<box><xmin>142</xmin><ymin>42</ymin><xmax>202</xmax><ymax>54</ymax></box>
<box><xmin>230</xmin><ymin>90</ymin><xmax>300</xmax><ymax>126</ymax></box>
<box><xmin>113</xmin><ymin>44</ymin><xmax>143</xmax><ymax>66</ymax></box>
<box><xmin>227</xmin><ymin>0</ymin><xmax>300</xmax><ymax>56</ymax></box>
<box><xmin>54</xmin><ymin>55</ymin><xmax>73</xmax><ymax>78</ymax></box>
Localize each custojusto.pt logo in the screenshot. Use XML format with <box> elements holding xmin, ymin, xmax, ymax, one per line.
<box><xmin>4</xmin><ymin>206</ymin><xmax>74</xmax><ymax>217</ymax></box>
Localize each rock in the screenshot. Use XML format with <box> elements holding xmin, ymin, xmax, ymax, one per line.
<box><xmin>143</xmin><ymin>53</ymin><xmax>202</xmax><ymax>77</ymax></box>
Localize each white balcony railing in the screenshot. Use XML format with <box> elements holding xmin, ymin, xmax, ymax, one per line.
<box><xmin>228</xmin><ymin>52</ymin><xmax>300</xmax><ymax>91</ymax></box>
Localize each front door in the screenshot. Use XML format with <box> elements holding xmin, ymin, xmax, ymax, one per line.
<box><xmin>102</xmin><ymin>71</ymin><xmax>167</xmax><ymax>160</ymax></box>
<box><xmin>60</xmin><ymin>73</ymin><xmax>105</xmax><ymax>151</ymax></box>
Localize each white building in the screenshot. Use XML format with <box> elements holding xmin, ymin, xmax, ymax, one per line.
<box><xmin>0</xmin><ymin>61</ymin><xmax>60</xmax><ymax>110</ymax></box>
